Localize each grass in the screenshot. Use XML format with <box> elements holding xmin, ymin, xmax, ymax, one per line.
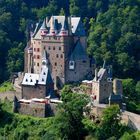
<box><xmin>0</xmin><ymin>82</ymin><xmax>15</xmax><ymax>92</ymax></box>
<box><xmin>0</xmin><ymin>100</ymin><xmax>54</xmax><ymax>140</ymax></box>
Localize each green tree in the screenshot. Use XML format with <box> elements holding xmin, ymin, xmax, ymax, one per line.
<box><xmin>97</xmin><ymin>105</ymin><xmax>122</xmax><ymax>140</ymax></box>
<box><xmin>50</xmin><ymin>90</ymin><xmax>89</xmax><ymax>140</ymax></box>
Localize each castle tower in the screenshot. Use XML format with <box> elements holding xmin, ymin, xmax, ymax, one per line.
<box><xmin>25</xmin><ymin>16</ymin><xmax>93</xmax><ymax>89</ymax></box>
<box><xmin>92</xmin><ymin>62</ymin><xmax>113</xmax><ymax>103</ymax></box>
<box><xmin>40</xmin><ymin>19</ymin><xmax>48</xmax><ymax>36</ymax></box>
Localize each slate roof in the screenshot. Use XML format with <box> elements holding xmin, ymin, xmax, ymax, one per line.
<box><xmin>93</xmin><ymin>68</ymin><xmax>106</xmax><ymax>81</ymax></box>
<box><xmin>33</xmin><ymin>16</ymin><xmax>86</xmax><ymax>39</ymax></box>
<box><xmin>70</xmin><ymin>40</ymin><xmax>88</xmax><ymax>60</ymax></box>
<box><xmin>109</xmin><ymin>94</ymin><xmax>122</xmax><ymax>101</ymax></box>
<box><xmin>22</xmin><ymin>66</ymin><xmax>53</xmax><ymax>86</ymax></box>
<box><xmin>38</xmin><ymin>65</ymin><xmax>53</xmax><ymax>85</ymax></box>
<box><xmin>22</xmin><ymin>73</ymin><xmax>39</xmax><ymax>86</ymax></box>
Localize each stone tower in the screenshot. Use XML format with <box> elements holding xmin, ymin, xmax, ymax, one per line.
<box><xmin>92</xmin><ymin>63</ymin><xmax>113</xmax><ymax>103</ymax></box>
<box><xmin>24</xmin><ymin>16</ymin><xmax>93</xmax><ymax>89</ymax></box>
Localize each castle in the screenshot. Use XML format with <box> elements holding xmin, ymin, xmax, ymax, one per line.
<box><xmin>82</xmin><ymin>63</ymin><xmax>123</xmax><ymax>106</ymax></box>
<box><xmin>24</xmin><ymin>16</ymin><xmax>93</xmax><ymax>90</ymax></box>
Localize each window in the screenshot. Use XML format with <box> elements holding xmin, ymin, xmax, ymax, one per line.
<box><xmin>59</xmin><ymin>47</ymin><xmax>61</xmax><ymax>50</ymax></box>
<box><xmin>34</xmin><ymin>48</ymin><xmax>36</xmax><ymax>52</ymax></box>
<box><xmin>69</xmin><ymin>61</ymin><xmax>75</xmax><ymax>70</ymax></box>
<box><xmin>37</xmin><ymin>63</ymin><xmax>39</xmax><ymax>66</ymax></box>
<box><xmin>53</xmin><ymin>47</ymin><xmax>55</xmax><ymax>50</ymax></box>
<box><xmin>37</xmin><ymin>48</ymin><xmax>40</xmax><ymax>52</ymax></box>
<box><xmin>48</xmin><ymin>46</ymin><xmax>51</xmax><ymax>50</ymax></box>
<box><xmin>37</xmin><ymin>55</ymin><xmax>40</xmax><ymax>59</ymax></box>
<box><xmin>55</xmin><ymin>62</ymin><xmax>57</xmax><ymax>66</ymax></box>
<box><xmin>56</xmin><ymin>54</ymin><xmax>59</xmax><ymax>58</ymax></box>
<box><xmin>83</xmin><ymin>60</ymin><xmax>86</xmax><ymax>63</ymax></box>
<box><xmin>61</xmin><ymin>54</ymin><xmax>63</xmax><ymax>58</ymax></box>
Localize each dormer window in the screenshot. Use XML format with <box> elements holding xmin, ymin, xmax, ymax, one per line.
<box><xmin>69</xmin><ymin>61</ymin><xmax>75</xmax><ymax>70</ymax></box>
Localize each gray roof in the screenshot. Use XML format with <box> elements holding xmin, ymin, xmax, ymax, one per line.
<box><xmin>40</xmin><ymin>19</ymin><xmax>47</xmax><ymax>30</ymax></box>
<box><xmin>38</xmin><ymin>65</ymin><xmax>53</xmax><ymax>85</ymax></box>
<box><xmin>33</xmin><ymin>16</ymin><xmax>86</xmax><ymax>39</ymax></box>
<box><xmin>22</xmin><ymin>73</ymin><xmax>39</xmax><ymax>86</ymax></box>
<box><xmin>22</xmin><ymin>66</ymin><xmax>53</xmax><ymax>86</ymax></box>
<box><xmin>93</xmin><ymin>68</ymin><xmax>106</xmax><ymax>81</ymax></box>
<box><xmin>70</xmin><ymin>40</ymin><xmax>88</xmax><ymax>60</ymax></box>
<box><xmin>109</xmin><ymin>94</ymin><xmax>122</xmax><ymax>101</ymax></box>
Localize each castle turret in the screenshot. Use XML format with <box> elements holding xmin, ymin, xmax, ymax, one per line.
<box><xmin>50</xmin><ymin>16</ymin><xmax>57</xmax><ymax>35</ymax></box>
<box><xmin>42</xmin><ymin>49</ymin><xmax>48</xmax><ymax>66</ymax></box>
<box><xmin>59</xmin><ymin>17</ymin><xmax>68</xmax><ymax>36</ymax></box>
<box><xmin>40</xmin><ymin>19</ymin><xmax>48</xmax><ymax>36</ymax></box>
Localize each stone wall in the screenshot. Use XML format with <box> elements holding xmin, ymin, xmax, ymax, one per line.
<box><xmin>17</xmin><ymin>102</ymin><xmax>58</xmax><ymax>118</ymax></box>
<box><xmin>18</xmin><ymin>102</ymin><xmax>46</xmax><ymax>117</ymax></box>
<box><xmin>22</xmin><ymin>85</ymin><xmax>46</xmax><ymax>99</ymax></box>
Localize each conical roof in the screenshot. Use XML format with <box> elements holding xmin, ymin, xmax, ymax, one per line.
<box><xmin>40</xmin><ymin>19</ymin><xmax>47</xmax><ymax>30</ymax></box>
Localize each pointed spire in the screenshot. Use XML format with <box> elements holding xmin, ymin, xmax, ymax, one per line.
<box><xmin>103</xmin><ymin>60</ymin><xmax>106</xmax><ymax>69</ymax></box>
<box><xmin>42</xmin><ymin>49</ymin><xmax>48</xmax><ymax>66</ymax></box>
<box><xmin>40</xmin><ymin>19</ymin><xmax>47</xmax><ymax>30</ymax></box>
<box><xmin>50</xmin><ymin>16</ymin><xmax>57</xmax><ymax>35</ymax></box>
<box><xmin>60</xmin><ymin>16</ymin><xmax>68</xmax><ymax>36</ymax></box>
<box><xmin>40</xmin><ymin>19</ymin><xmax>48</xmax><ymax>36</ymax></box>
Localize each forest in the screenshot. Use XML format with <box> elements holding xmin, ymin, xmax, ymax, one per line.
<box><xmin>0</xmin><ymin>0</ymin><xmax>140</xmax><ymax>83</ymax></box>
<box><xmin>0</xmin><ymin>86</ymin><xmax>140</xmax><ymax>140</ymax></box>
<box><xmin>0</xmin><ymin>0</ymin><xmax>140</xmax><ymax>118</ymax></box>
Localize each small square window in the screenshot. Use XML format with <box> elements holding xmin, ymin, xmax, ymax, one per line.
<box><xmin>37</xmin><ymin>55</ymin><xmax>40</xmax><ymax>59</ymax></box>
<box><xmin>61</xmin><ymin>54</ymin><xmax>63</xmax><ymax>58</ymax></box>
<box><xmin>37</xmin><ymin>48</ymin><xmax>40</xmax><ymax>52</ymax></box>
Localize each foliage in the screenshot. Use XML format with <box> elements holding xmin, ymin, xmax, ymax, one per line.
<box><xmin>0</xmin><ymin>82</ymin><xmax>15</xmax><ymax>92</ymax></box>
<box><xmin>46</xmin><ymin>86</ymin><xmax>89</xmax><ymax>140</ymax></box>
<box><xmin>120</xmin><ymin>132</ymin><xmax>140</xmax><ymax>140</ymax></box>
<box><xmin>96</xmin><ymin>105</ymin><xmax>122</xmax><ymax>140</ymax></box>
<box><xmin>87</xmin><ymin>1</ymin><xmax>140</xmax><ymax>80</ymax></box>
<box><xmin>122</xmin><ymin>79</ymin><xmax>140</xmax><ymax>114</ymax></box>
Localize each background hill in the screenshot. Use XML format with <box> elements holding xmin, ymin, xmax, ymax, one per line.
<box><xmin>0</xmin><ymin>0</ymin><xmax>140</xmax><ymax>83</ymax></box>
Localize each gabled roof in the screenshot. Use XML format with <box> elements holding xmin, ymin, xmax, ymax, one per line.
<box><xmin>22</xmin><ymin>73</ymin><xmax>39</xmax><ymax>86</ymax></box>
<box><xmin>70</xmin><ymin>40</ymin><xmax>88</xmax><ymax>60</ymax></box>
<box><xmin>22</xmin><ymin>66</ymin><xmax>53</xmax><ymax>86</ymax></box>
